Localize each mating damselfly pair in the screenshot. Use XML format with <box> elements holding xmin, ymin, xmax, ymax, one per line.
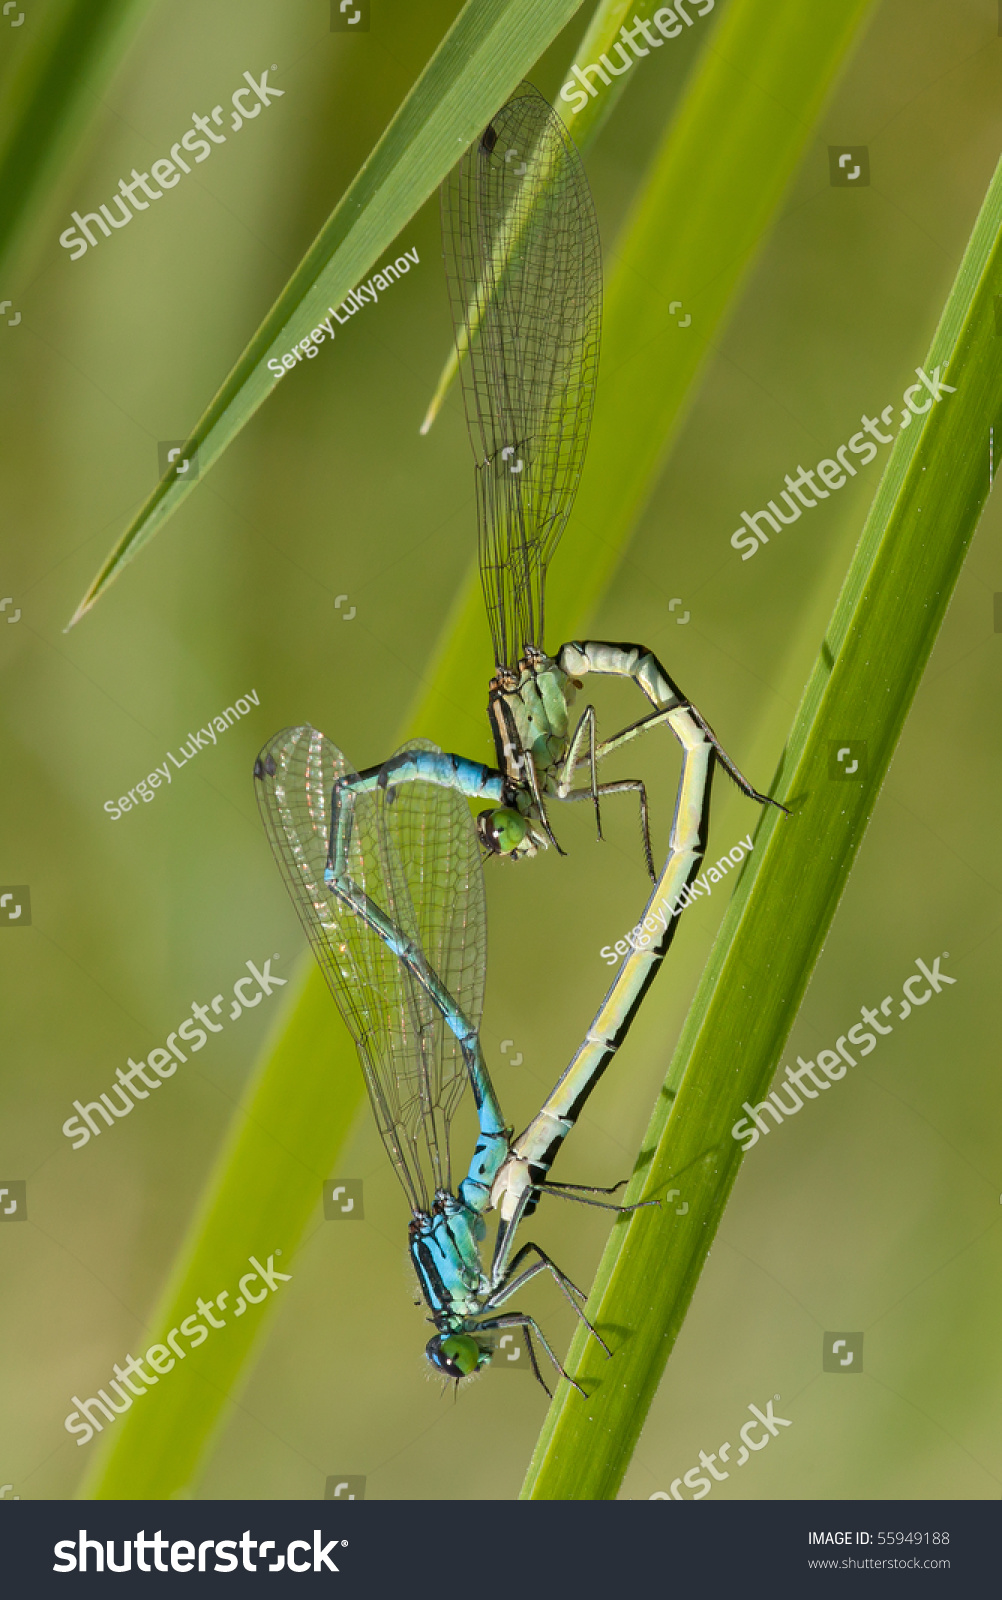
<box><xmin>255</xmin><ymin>83</ymin><xmax>783</xmax><ymax>1396</ymax></box>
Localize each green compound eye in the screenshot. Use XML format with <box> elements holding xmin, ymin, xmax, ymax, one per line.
<box><xmin>426</xmin><ymin>1333</ymin><xmax>483</xmax><ymax>1378</ymax></box>
<box><xmin>478</xmin><ymin>807</ymin><xmax>528</xmax><ymax>855</ymax></box>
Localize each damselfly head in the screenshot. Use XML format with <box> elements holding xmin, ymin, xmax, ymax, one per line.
<box><xmin>476</xmin><ymin>806</ymin><xmax>540</xmax><ymax>862</ymax></box>
<box><xmin>426</xmin><ymin>1331</ymin><xmax>489</xmax><ymax>1381</ymax></box>
<box><xmin>492</xmin><ymin>665</ymin><xmax>520</xmax><ymax>693</ymax></box>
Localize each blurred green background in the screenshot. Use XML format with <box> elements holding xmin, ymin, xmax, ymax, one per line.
<box><xmin>1</xmin><ymin>0</ymin><xmax>1000</xmax><ymax>1500</ymax></box>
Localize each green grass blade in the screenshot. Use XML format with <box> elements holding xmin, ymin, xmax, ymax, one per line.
<box><xmin>82</xmin><ymin>0</ymin><xmax>873</xmax><ymax>1498</ymax></box>
<box><xmin>82</xmin><ymin>958</ymin><xmax>365</xmax><ymax>1499</ymax></box>
<box><xmin>0</xmin><ymin>0</ymin><xmax>145</xmax><ymax>275</ymax></box>
<box><xmin>66</xmin><ymin>0</ymin><xmax>586</xmax><ymax>628</ymax></box>
<box><xmin>521</xmin><ymin>150</ymin><xmax>1002</xmax><ymax>1504</ymax></box>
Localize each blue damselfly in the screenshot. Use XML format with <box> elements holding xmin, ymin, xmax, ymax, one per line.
<box><xmin>255</xmin><ymin>728</ymin><xmax>636</xmax><ymax>1392</ymax></box>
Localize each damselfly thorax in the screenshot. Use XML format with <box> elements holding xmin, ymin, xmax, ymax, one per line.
<box><xmin>480</xmin><ymin>645</ymin><xmax>579</xmax><ymax>861</ymax></box>
<box><xmin>488</xmin><ymin>649</ymin><xmax>574</xmax><ymax>784</ymax></box>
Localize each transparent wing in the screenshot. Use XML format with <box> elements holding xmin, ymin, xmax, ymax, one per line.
<box><xmin>253</xmin><ymin>726</ymin><xmax>485</xmax><ymax>1215</ymax></box>
<box><xmin>442</xmin><ymin>80</ymin><xmax>602</xmax><ymax>667</ymax></box>
<box><xmin>373</xmin><ymin>737</ymin><xmax>487</xmax><ymax>1204</ymax></box>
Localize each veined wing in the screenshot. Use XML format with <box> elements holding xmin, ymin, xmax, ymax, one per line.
<box><xmin>442</xmin><ymin>81</ymin><xmax>602</xmax><ymax>667</ymax></box>
<box><xmin>371</xmin><ymin>738</ymin><xmax>488</xmax><ymax>1202</ymax></box>
<box><xmin>253</xmin><ymin>727</ymin><xmax>486</xmax><ymax>1214</ymax></box>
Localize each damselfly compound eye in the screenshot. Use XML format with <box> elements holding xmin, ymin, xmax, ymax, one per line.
<box><xmin>426</xmin><ymin>1333</ymin><xmax>483</xmax><ymax>1379</ymax></box>
<box><xmin>476</xmin><ymin>807</ymin><xmax>528</xmax><ymax>856</ymax></box>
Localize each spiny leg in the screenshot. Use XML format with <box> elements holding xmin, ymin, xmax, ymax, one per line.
<box><xmin>592</xmin><ymin>704</ymin><xmax>684</xmax><ymax>762</ymax></box>
<box><xmin>563</xmin><ymin>702</ymin><xmax>723</xmax><ymax>881</ymax></box>
<box><xmin>476</xmin><ymin>1312</ymin><xmax>585</xmax><ymax>1398</ymax></box>
<box><xmin>687</xmin><ymin>703</ymin><xmax>788</xmax><ymax>811</ymax></box>
<box><xmin>550</xmin><ymin>641</ymin><xmax>787</xmax><ymax>879</ymax></box>
<box><xmin>491</xmin><ymin>1242</ymin><xmax>588</xmax><ymax>1306</ymax></box>
<box><xmin>556</xmin><ymin>668</ymin><xmax>786</xmax><ymax>878</ymax></box>
<box><xmin>560</xmin><ymin>778</ymin><xmax>656</xmax><ymax>882</ymax></box>
<box><xmin>556</xmin><ymin>707</ymin><xmax>667</xmax><ymax>878</ymax></box>
<box><xmin>557</xmin><ymin>640</ymin><xmax>787</xmax><ymax>813</ymax></box>
<box><xmin>486</xmin><ymin>1242</ymin><xmax>612</xmax><ymax>1358</ymax></box>
<box><xmin>558</xmin><ymin>704</ymin><xmax>603</xmax><ymax>840</ymax></box>
<box><xmin>541</xmin><ymin>1179</ymin><xmax>660</xmax><ymax>1215</ymax></box>
<box><xmin>518</xmin><ymin>1324</ymin><xmax>552</xmax><ymax>1398</ymax></box>
<box><xmin>507</xmin><ymin>1319</ymin><xmax>551</xmax><ymax>1398</ymax></box>
<box><xmin>523</xmin><ymin>744</ymin><xmax>565</xmax><ymax>856</ymax></box>
<box><xmin>557</xmin><ymin>702</ymin><xmax>690</xmax><ymax>883</ymax></box>
<box><xmin>543</xmin><ymin>1178</ymin><xmax>627</xmax><ymax>1194</ymax></box>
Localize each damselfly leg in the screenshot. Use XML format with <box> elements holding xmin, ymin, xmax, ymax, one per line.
<box><xmin>540</xmin><ymin>1178</ymin><xmax>660</xmax><ymax>1215</ymax></box>
<box><xmin>476</xmin><ymin>1313</ymin><xmax>583</xmax><ymax>1398</ymax></box>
